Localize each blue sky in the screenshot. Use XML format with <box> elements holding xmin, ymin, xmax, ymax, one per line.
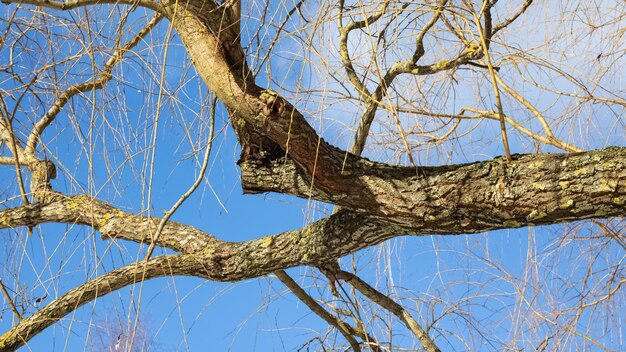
<box><xmin>1</xmin><ymin>1</ymin><xmax>625</xmax><ymax>351</ymax></box>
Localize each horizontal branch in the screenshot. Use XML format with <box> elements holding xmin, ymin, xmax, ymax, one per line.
<box><xmin>242</xmin><ymin>147</ymin><xmax>626</xmax><ymax>229</ymax></box>
<box><xmin>0</xmin><ymin>0</ymin><xmax>162</xmax><ymax>12</ymax></box>
<box><xmin>0</xmin><ymin>196</ymin><xmax>218</xmax><ymax>253</ymax></box>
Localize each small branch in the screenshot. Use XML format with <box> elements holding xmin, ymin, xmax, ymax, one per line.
<box><xmin>493</xmin><ymin>75</ymin><xmax>582</xmax><ymax>153</ymax></box>
<box><xmin>471</xmin><ymin>1</ymin><xmax>512</xmax><ymax>161</ymax></box>
<box><xmin>336</xmin><ymin>270</ymin><xmax>441</xmax><ymax>352</ymax></box>
<box><xmin>493</xmin><ymin>0</ymin><xmax>534</xmax><ymax>34</ymax></box>
<box><xmin>458</xmin><ymin>107</ymin><xmax>576</xmax><ymax>152</ymax></box>
<box><xmin>338</xmin><ymin>0</ymin><xmax>391</xmax><ymax>99</ymax></box>
<box><xmin>253</xmin><ymin>0</ymin><xmax>306</xmax><ymax>77</ymax></box>
<box><xmin>0</xmin><ymin>278</ymin><xmax>22</xmax><ymax>321</ymax></box>
<box><xmin>0</xmin><ymin>254</ymin><xmax>205</xmax><ymax>352</ymax></box>
<box><xmin>0</xmin><ymin>0</ymin><xmax>162</xmax><ymax>12</ymax></box>
<box><xmin>352</xmin><ymin>0</ymin><xmax>449</xmax><ymax>156</ymax></box>
<box><xmin>145</xmin><ymin>96</ymin><xmax>216</xmax><ymax>260</ymax></box>
<box><xmin>591</xmin><ymin>220</ymin><xmax>626</xmax><ymax>251</ymax></box>
<box><xmin>275</xmin><ymin>270</ymin><xmax>362</xmax><ymax>351</ymax></box>
<box><xmin>24</xmin><ymin>13</ymin><xmax>164</xmax><ymax>155</ymax></box>
<box><xmin>0</xmin><ymin>156</ymin><xmax>17</xmax><ymax>165</ymax></box>
<box><xmin>0</xmin><ymin>99</ymin><xmax>31</xmax><ymax>204</ymax></box>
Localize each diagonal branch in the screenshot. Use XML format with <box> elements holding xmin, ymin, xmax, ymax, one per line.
<box><xmin>23</xmin><ymin>13</ymin><xmax>163</xmax><ymax>155</ymax></box>
<box><xmin>349</xmin><ymin>0</ymin><xmax>449</xmax><ymax>155</ymax></box>
<box><xmin>0</xmin><ymin>278</ymin><xmax>22</xmax><ymax>321</ymax></box>
<box><xmin>336</xmin><ymin>270</ymin><xmax>441</xmax><ymax>352</ymax></box>
<box><xmin>276</xmin><ymin>270</ymin><xmax>363</xmax><ymax>351</ymax></box>
<box><xmin>493</xmin><ymin>0</ymin><xmax>534</xmax><ymax>34</ymax></box>
<box><xmin>0</xmin><ymin>254</ymin><xmax>207</xmax><ymax>352</ymax></box>
<box><xmin>493</xmin><ymin>75</ymin><xmax>582</xmax><ymax>153</ymax></box>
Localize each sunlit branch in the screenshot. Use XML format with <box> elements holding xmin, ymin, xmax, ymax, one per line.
<box><xmin>0</xmin><ymin>195</ymin><xmax>217</xmax><ymax>253</ymax></box>
<box><xmin>338</xmin><ymin>0</ymin><xmax>391</xmax><ymax>98</ymax></box>
<box><xmin>144</xmin><ymin>96</ymin><xmax>216</xmax><ymax>260</ymax></box>
<box><xmin>275</xmin><ymin>270</ymin><xmax>373</xmax><ymax>352</ymax></box>
<box><xmin>493</xmin><ymin>0</ymin><xmax>534</xmax><ymax>34</ymax></box>
<box><xmin>0</xmin><ymin>0</ymin><xmax>163</xmax><ymax>12</ymax></box>
<box><xmin>471</xmin><ymin>0</ymin><xmax>511</xmax><ymax>161</ymax></box>
<box><xmin>0</xmin><ymin>278</ymin><xmax>22</xmax><ymax>321</ymax></box>
<box><xmin>459</xmin><ymin>107</ymin><xmax>580</xmax><ymax>152</ymax></box>
<box><xmin>348</xmin><ymin>0</ymin><xmax>447</xmax><ymax>154</ymax></box>
<box><xmin>494</xmin><ymin>75</ymin><xmax>582</xmax><ymax>153</ymax></box>
<box><xmin>0</xmin><ymin>156</ymin><xmax>17</xmax><ymax>165</ymax></box>
<box><xmin>351</xmin><ymin>0</ymin><xmax>449</xmax><ymax>157</ymax></box>
<box><xmin>0</xmin><ymin>114</ymin><xmax>25</xmax><ymax>160</ymax></box>
<box><xmin>24</xmin><ymin>13</ymin><xmax>164</xmax><ymax>155</ymax></box>
<box><xmin>0</xmin><ymin>254</ymin><xmax>206</xmax><ymax>352</ymax></box>
<box><xmin>350</xmin><ymin>1</ymin><xmax>468</xmax><ymax>155</ymax></box>
<box><xmin>337</xmin><ymin>270</ymin><xmax>441</xmax><ymax>352</ymax></box>
<box><xmin>0</xmin><ymin>100</ymin><xmax>31</xmax><ymax>204</ymax></box>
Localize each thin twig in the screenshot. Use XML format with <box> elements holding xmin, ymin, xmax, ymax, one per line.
<box><xmin>24</xmin><ymin>13</ymin><xmax>163</xmax><ymax>155</ymax></box>
<box><xmin>494</xmin><ymin>75</ymin><xmax>582</xmax><ymax>152</ymax></box>
<box><xmin>145</xmin><ymin>96</ymin><xmax>216</xmax><ymax>260</ymax></box>
<box><xmin>471</xmin><ymin>1</ymin><xmax>512</xmax><ymax>161</ymax></box>
<box><xmin>275</xmin><ymin>270</ymin><xmax>362</xmax><ymax>351</ymax></box>
<box><xmin>349</xmin><ymin>0</ymin><xmax>449</xmax><ymax>155</ymax></box>
<box><xmin>0</xmin><ymin>277</ymin><xmax>22</xmax><ymax>321</ymax></box>
<box><xmin>337</xmin><ymin>270</ymin><xmax>441</xmax><ymax>352</ymax></box>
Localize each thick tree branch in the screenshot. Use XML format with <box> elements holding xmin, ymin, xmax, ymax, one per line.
<box><xmin>242</xmin><ymin>147</ymin><xmax>626</xmax><ymax>227</ymax></box>
<box><xmin>3</xmin><ymin>146</ymin><xmax>625</xmax><ymax>284</ymax></box>
<box><xmin>0</xmin><ymin>196</ymin><xmax>218</xmax><ymax>253</ymax></box>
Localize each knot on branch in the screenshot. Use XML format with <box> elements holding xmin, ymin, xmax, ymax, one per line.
<box><xmin>259</xmin><ymin>89</ymin><xmax>285</xmax><ymax>117</ymax></box>
<box><xmin>30</xmin><ymin>160</ymin><xmax>62</xmax><ymax>203</ymax></box>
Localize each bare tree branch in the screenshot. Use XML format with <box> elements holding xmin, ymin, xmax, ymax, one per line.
<box><xmin>276</xmin><ymin>270</ymin><xmax>363</xmax><ymax>351</ymax></box>
<box><xmin>0</xmin><ymin>0</ymin><xmax>163</xmax><ymax>12</ymax></box>
<box><xmin>337</xmin><ymin>270</ymin><xmax>440</xmax><ymax>352</ymax></box>
<box><xmin>24</xmin><ymin>13</ymin><xmax>164</xmax><ymax>155</ymax></box>
<box><xmin>0</xmin><ymin>277</ymin><xmax>22</xmax><ymax>321</ymax></box>
<box><xmin>0</xmin><ymin>254</ymin><xmax>207</xmax><ymax>352</ymax></box>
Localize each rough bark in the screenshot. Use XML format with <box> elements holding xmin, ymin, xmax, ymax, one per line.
<box><xmin>2</xmin><ymin>148</ymin><xmax>624</xmax><ymax>283</ymax></box>
<box><xmin>242</xmin><ymin>147</ymin><xmax>626</xmax><ymax>227</ymax></box>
